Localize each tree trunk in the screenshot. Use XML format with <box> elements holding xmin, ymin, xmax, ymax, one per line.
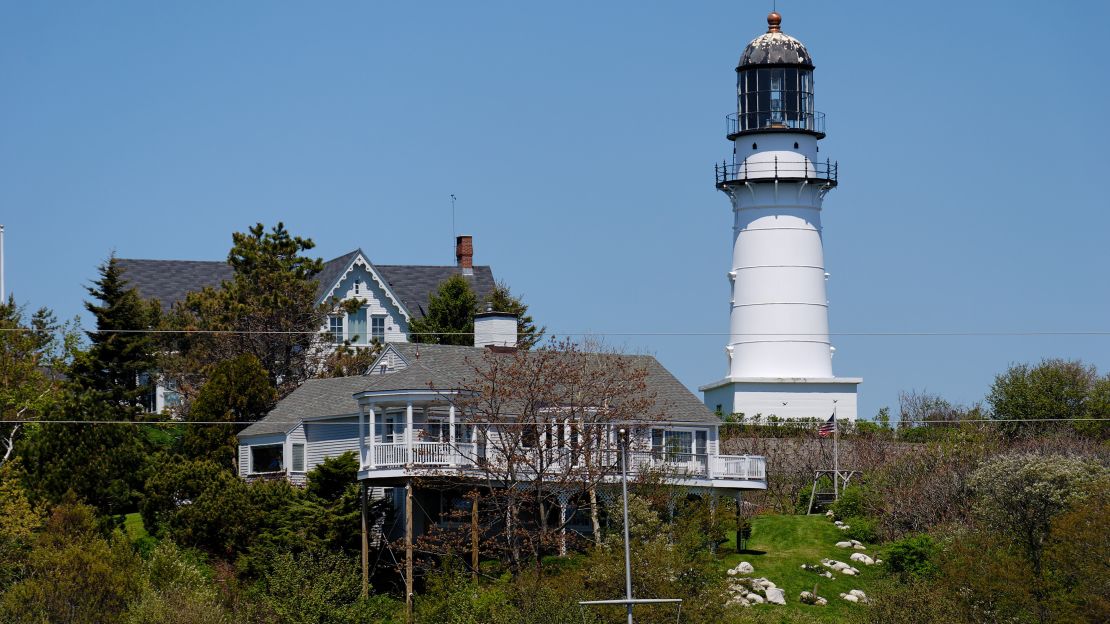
<box><xmin>589</xmin><ymin>486</ymin><xmax>602</xmax><ymax>546</ymax></box>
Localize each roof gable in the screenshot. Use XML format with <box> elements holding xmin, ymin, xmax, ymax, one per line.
<box><xmin>317</xmin><ymin>249</ymin><xmax>412</xmax><ymax>321</ymax></box>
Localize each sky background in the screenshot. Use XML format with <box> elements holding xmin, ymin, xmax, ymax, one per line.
<box><xmin>2</xmin><ymin>0</ymin><xmax>1108</xmax><ymax>420</ymax></box>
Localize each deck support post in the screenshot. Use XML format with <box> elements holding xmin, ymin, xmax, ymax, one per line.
<box><xmin>358</xmin><ymin>406</ymin><xmax>367</xmax><ymax>469</ymax></box>
<box><xmin>360</xmin><ymin>481</ymin><xmax>368</xmax><ymax>598</ymax></box>
<box><xmin>471</xmin><ymin>490</ymin><xmax>480</xmax><ymax>583</ymax></box>
<box><xmin>405</xmin><ymin>479</ymin><xmax>414</xmax><ymax>624</ymax></box>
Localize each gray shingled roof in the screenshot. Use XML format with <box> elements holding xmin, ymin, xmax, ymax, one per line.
<box><xmin>239</xmin><ymin>343</ymin><xmax>716</xmax><ymax>439</ymax></box>
<box><xmin>239</xmin><ymin>375</ymin><xmax>370</xmax><ymax>437</ymax></box>
<box><xmin>116</xmin><ymin>252</ymin><xmax>496</xmax><ymax>317</ymax></box>
<box><xmin>376</xmin><ymin>265</ymin><xmax>496</xmax><ymax>318</ymax></box>
<box><xmin>115</xmin><ymin>259</ymin><xmax>232</xmax><ymax>310</ymax></box>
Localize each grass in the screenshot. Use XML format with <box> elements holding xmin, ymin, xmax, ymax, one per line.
<box><xmin>123</xmin><ymin>512</ymin><xmax>158</xmax><ymax>555</ymax></box>
<box><xmin>717</xmin><ymin>514</ymin><xmax>882</xmax><ymax>620</ymax></box>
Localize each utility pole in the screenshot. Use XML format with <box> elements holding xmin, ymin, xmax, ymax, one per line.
<box><xmin>619</xmin><ymin>429</ymin><xmax>634</xmax><ymax>624</ymax></box>
<box><xmin>405</xmin><ymin>479</ymin><xmax>414</xmax><ymax>624</ymax></box>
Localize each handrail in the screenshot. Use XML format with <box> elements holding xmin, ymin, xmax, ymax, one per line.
<box><xmin>727</xmin><ymin>111</ymin><xmax>825</xmax><ymax>136</ymax></box>
<box><xmin>364</xmin><ymin>443</ymin><xmax>766</xmax><ymax>482</ymax></box>
<box><xmin>715</xmin><ymin>157</ymin><xmax>838</xmax><ymax>186</ymax></box>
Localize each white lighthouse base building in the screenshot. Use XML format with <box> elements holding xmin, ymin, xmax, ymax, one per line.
<box><xmin>701</xmin><ymin>377</ymin><xmax>860</xmax><ymax>422</ymax></box>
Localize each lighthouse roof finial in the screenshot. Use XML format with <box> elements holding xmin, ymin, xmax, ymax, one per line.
<box><xmin>738</xmin><ymin>10</ymin><xmax>813</xmax><ymax>69</ymax></box>
<box><xmin>767</xmin><ymin>11</ymin><xmax>782</xmax><ymax>33</ymax></box>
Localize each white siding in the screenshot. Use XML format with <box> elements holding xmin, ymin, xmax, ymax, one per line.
<box><xmin>305</xmin><ymin>417</ymin><xmax>360</xmax><ymax>469</ymax></box>
<box><xmin>288</xmin><ymin>424</ymin><xmax>307</xmax><ymax>476</ymax></box>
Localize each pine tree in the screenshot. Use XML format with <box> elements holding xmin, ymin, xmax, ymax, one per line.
<box><xmin>181</xmin><ymin>354</ymin><xmax>274</xmax><ymax>470</ymax></box>
<box><xmin>409</xmin><ymin>275</ymin><xmax>478</xmax><ymax>346</ymax></box>
<box><xmin>19</xmin><ymin>257</ymin><xmax>158</xmax><ymax>515</ymax></box>
<box><xmin>484</xmin><ymin>281</ymin><xmax>545</xmax><ymax>350</ymax></box>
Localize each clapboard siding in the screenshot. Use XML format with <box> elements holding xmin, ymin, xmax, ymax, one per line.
<box><xmin>305</xmin><ymin>417</ymin><xmax>360</xmax><ymax>469</ymax></box>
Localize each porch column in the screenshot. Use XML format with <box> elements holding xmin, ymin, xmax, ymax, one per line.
<box><xmin>406</xmin><ymin>401</ymin><xmax>414</xmax><ymax>463</ymax></box>
<box><xmin>358</xmin><ymin>404</ymin><xmax>367</xmax><ymax>469</ymax></box>
<box><xmin>368</xmin><ymin>404</ymin><xmax>377</xmax><ymax>468</ymax></box>
<box><xmin>448</xmin><ymin>404</ymin><xmax>456</xmax><ymax>465</ymax></box>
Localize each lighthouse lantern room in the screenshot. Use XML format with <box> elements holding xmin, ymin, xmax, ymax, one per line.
<box><xmin>701</xmin><ymin>12</ymin><xmax>861</xmax><ymax>422</ymax></box>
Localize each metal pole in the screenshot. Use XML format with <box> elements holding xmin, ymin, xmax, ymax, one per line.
<box><xmin>1</xmin><ymin>224</ymin><xmax>5</xmax><ymax>303</ymax></box>
<box><xmin>619</xmin><ymin>428</ymin><xmax>633</xmax><ymax>624</ymax></box>
<box><xmin>832</xmin><ymin>406</ymin><xmax>839</xmax><ymax>499</ymax></box>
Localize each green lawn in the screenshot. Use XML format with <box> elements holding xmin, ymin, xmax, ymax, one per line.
<box><xmin>717</xmin><ymin>514</ymin><xmax>881</xmax><ymax>620</ymax></box>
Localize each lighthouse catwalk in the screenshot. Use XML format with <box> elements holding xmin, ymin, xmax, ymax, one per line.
<box><xmin>701</xmin><ymin>12</ymin><xmax>861</xmax><ymax>421</ymax></box>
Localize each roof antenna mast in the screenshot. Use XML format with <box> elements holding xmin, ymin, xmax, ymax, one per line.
<box><xmin>450</xmin><ymin>194</ymin><xmax>457</xmax><ymax>261</ymax></box>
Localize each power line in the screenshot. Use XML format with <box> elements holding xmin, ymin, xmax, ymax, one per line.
<box><xmin>3</xmin><ymin>327</ymin><xmax>1110</xmax><ymax>337</ymax></box>
<box><xmin>6</xmin><ymin>417</ymin><xmax>1109</xmax><ymax>426</ymax></box>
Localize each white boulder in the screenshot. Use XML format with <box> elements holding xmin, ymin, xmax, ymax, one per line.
<box><xmin>826</xmin><ymin>510</ymin><xmax>835</xmax><ymax>518</ymax></box>
<box><xmin>765</xmin><ymin>587</ymin><xmax>786</xmax><ymax>605</ymax></box>
<box><xmin>850</xmin><ymin>553</ymin><xmax>875</xmax><ymax>565</ymax></box>
<box><xmin>841</xmin><ymin>592</ymin><xmax>859</xmax><ymax>603</ymax></box>
<box><xmin>833</xmin><ymin>520</ymin><xmax>844</xmax><ymax>526</ymax></box>
<box><xmin>747</xmin><ymin>593</ymin><xmax>764</xmax><ymax>604</ymax></box>
<box><xmin>837</xmin><ymin>524</ymin><xmax>851</xmax><ymax>530</ymax></box>
<box><xmin>841</xmin><ymin>567</ymin><xmax>858</xmax><ymax>576</ymax></box>
<box><xmin>835</xmin><ymin>541</ymin><xmax>853</xmax><ymax>548</ymax></box>
<box><xmin>849</xmin><ymin>589</ymin><xmax>868</xmax><ymax>601</ymax></box>
<box><xmin>736</xmin><ymin>561</ymin><xmax>754</xmax><ymax>574</ymax></box>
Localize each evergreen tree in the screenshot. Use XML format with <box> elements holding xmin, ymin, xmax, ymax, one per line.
<box><xmin>409</xmin><ymin>275</ymin><xmax>478</xmax><ymax>346</ymax></box>
<box><xmin>166</xmin><ymin>222</ymin><xmax>326</xmax><ymax>399</ymax></box>
<box><xmin>484</xmin><ymin>281</ymin><xmax>545</xmax><ymax>350</ymax></box>
<box><xmin>19</xmin><ymin>257</ymin><xmax>158</xmax><ymax>515</ymax></box>
<box><xmin>181</xmin><ymin>354</ymin><xmax>274</xmax><ymax>470</ymax></box>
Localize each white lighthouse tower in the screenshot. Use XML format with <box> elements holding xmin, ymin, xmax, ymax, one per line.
<box><xmin>701</xmin><ymin>12</ymin><xmax>860</xmax><ymax>421</ymax></box>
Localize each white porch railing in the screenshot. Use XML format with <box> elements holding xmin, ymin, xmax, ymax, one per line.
<box><xmin>363</xmin><ymin>442</ymin><xmax>765</xmax><ymax>483</ymax></box>
<box><xmin>371</xmin><ymin>442</ymin><xmax>477</xmax><ymax>468</ymax></box>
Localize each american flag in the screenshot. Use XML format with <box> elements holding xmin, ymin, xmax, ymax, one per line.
<box><xmin>818</xmin><ymin>414</ymin><xmax>836</xmax><ymax>438</ymax></box>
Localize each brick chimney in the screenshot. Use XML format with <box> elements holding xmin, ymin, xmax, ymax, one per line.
<box><xmin>455</xmin><ymin>235</ymin><xmax>474</xmax><ymax>276</ymax></box>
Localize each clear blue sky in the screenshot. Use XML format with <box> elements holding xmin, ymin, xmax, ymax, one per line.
<box><xmin>3</xmin><ymin>1</ymin><xmax>1108</xmax><ymax>420</ymax></box>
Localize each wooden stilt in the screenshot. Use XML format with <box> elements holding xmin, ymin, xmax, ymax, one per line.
<box><xmin>471</xmin><ymin>490</ymin><xmax>479</xmax><ymax>583</ymax></box>
<box><xmin>361</xmin><ymin>482</ymin><xmax>369</xmax><ymax>598</ymax></box>
<box><xmin>405</xmin><ymin>479</ymin><xmax>414</xmax><ymax>624</ymax></box>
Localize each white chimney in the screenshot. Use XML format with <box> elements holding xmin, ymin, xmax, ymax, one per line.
<box><xmin>474</xmin><ymin>309</ymin><xmax>517</xmax><ymax>348</ymax></box>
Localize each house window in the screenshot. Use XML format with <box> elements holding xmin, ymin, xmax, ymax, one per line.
<box><xmin>371</xmin><ymin>315</ymin><xmax>386</xmax><ymax>343</ymax></box>
<box><xmin>348</xmin><ymin>308</ymin><xmax>367</xmax><ymax>344</ymax></box>
<box><xmin>329</xmin><ymin>316</ymin><xmax>343</xmax><ymax>343</ymax></box>
<box><xmin>650</xmin><ymin>429</ymin><xmax>705</xmax><ymax>460</ymax></box>
<box><xmin>251</xmin><ymin>444</ymin><xmax>284</xmax><ymax>473</ymax></box>
<box><xmin>291</xmin><ymin>444</ymin><xmax>305</xmax><ymax>472</ymax></box>
<box><xmin>353</xmin><ymin>280</ymin><xmax>361</xmax><ymax>294</ymax></box>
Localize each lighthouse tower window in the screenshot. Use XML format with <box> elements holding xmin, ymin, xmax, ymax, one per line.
<box><xmin>737</xmin><ymin>68</ymin><xmax>814</xmax><ymax>132</ymax></box>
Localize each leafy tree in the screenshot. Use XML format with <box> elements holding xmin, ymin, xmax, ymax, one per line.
<box><xmin>181</xmin><ymin>354</ymin><xmax>275</xmax><ymax>470</ymax></box>
<box><xmin>409</xmin><ymin>274</ymin><xmax>477</xmax><ymax>345</ymax></box>
<box><xmin>987</xmin><ymin>358</ymin><xmax>1108</xmax><ymax>438</ymax></box>
<box><xmin>969</xmin><ymin>453</ymin><xmax>1108</xmax><ymax>623</ymax></box>
<box><xmin>0</xmin><ymin>462</ymin><xmax>43</xmax><ymax>592</ymax></box>
<box><xmin>484</xmin><ymin>281</ymin><xmax>545</xmax><ymax>349</ymax></box>
<box><xmin>166</xmin><ymin>222</ymin><xmax>326</xmax><ymax>399</ymax></box>
<box><xmin>123</xmin><ymin>542</ymin><xmax>232</xmax><ymax>624</ymax></box>
<box><xmin>19</xmin><ymin>257</ymin><xmax>158</xmax><ymax>514</ymax></box>
<box><xmin>254</xmin><ymin>550</ymin><xmax>401</xmax><ymax>624</ymax></box>
<box><xmin>0</xmin><ymin>300</ymin><xmax>74</xmax><ymax>469</ymax></box>
<box><xmin>0</xmin><ymin>498</ymin><xmax>143</xmax><ymax>623</ymax></box>
<box><xmin>1044</xmin><ymin>479</ymin><xmax>1110</xmax><ymax>622</ymax></box>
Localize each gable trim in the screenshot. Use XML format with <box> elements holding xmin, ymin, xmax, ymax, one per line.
<box><xmin>320</xmin><ymin>250</ymin><xmax>412</xmax><ymax>321</ymax></box>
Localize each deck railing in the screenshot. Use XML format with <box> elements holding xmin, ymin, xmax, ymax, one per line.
<box><xmin>363</xmin><ymin>442</ymin><xmax>764</xmax><ymax>482</ymax></box>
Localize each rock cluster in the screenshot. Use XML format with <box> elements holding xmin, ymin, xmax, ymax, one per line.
<box><xmin>821</xmin><ymin>558</ymin><xmax>861</xmax><ymax>576</ymax></box>
<box><xmin>839</xmin><ymin>589</ymin><xmax>869</xmax><ymax>604</ymax></box>
<box><xmin>835</xmin><ymin>539</ymin><xmax>868</xmax><ymax>550</ymax></box>
<box><xmin>725</xmin><ymin>569</ymin><xmax>787</xmax><ymax>608</ymax></box>
<box><xmin>800</xmin><ymin>563</ymin><xmax>834</xmax><ymax>579</ymax></box>
<box><xmin>850</xmin><ymin>552</ymin><xmax>881</xmax><ymax>566</ymax></box>
<box><xmin>799</xmin><ymin>590</ymin><xmax>828</xmax><ymax>606</ymax></box>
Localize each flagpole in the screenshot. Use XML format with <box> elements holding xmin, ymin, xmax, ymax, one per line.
<box><xmin>832</xmin><ymin>403</ymin><xmax>839</xmax><ymax>499</ymax></box>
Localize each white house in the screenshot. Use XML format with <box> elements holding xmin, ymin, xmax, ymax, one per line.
<box><xmin>236</xmin><ymin>315</ymin><xmax>767</xmax><ymax>540</ymax></box>
<box><xmin>118</xmin><ymin>235</ymin><xmax>495</xmax><ymax>412</ymax></box>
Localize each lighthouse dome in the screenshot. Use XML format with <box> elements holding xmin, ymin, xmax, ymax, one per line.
<box><xmin>738</xmin><ymin>12</ymin><xmax>813</xmax><ymax>68</ymax></box>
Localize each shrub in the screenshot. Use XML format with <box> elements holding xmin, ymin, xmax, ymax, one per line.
<box><xmin>842</xmin><ymin>515</ymin><xmax>878</xmax><ymax>544</ymax></box>
<box><xmin>884</xmin><ymin>534</ymin><xmax>938</xmax><ymax>581</ymax></box>
<box><xmin>829</xmin><ymin>485</ymin><xmax>866</xmax><ymax>519</ymax></box>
